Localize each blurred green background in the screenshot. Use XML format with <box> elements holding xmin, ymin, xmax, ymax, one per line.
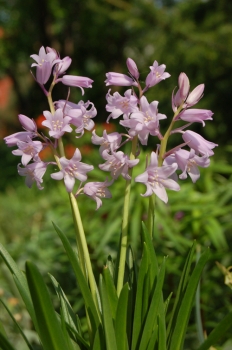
<box><xmin>0</xmin><ymin>0</ymin><xmax>232</xmax><ymax>348</ymax></box>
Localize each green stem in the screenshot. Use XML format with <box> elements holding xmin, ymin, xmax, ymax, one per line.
<box><xmin>117</xmin><ymin>135</ymin><xmax>138</xmax><ymax>296</ymax></box>
<box><xmin>147</xmin><ymin>194</ymin><xmax>155</xmax><ymax>238</ymax></box>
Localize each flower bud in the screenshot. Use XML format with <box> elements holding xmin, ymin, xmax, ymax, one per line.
<box><xmin>126</xmin><ymin>58</ymin><xmax>139</xmax><ymax>79</ymax></box>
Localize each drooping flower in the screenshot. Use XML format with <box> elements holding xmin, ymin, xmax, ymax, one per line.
<box><xmin>176</xmin><ymin>109</ymin><xmax>213</xmax><ymax>126</ymax></box>
<box><xmin>67</xmin><ymin>101</ymin><xmax>97</xmax><ymax>135</ymax></box>
<box><xmin>83</xmin><ymin>179</ymin><xmax>113</xmax><ymax>209</ymax></box>
<box><xmin>120</xmin><ymin>96</ymin><xmax>166</xmax><ymax>145</ymax></box>
<box><xmin>18</xmin><ymin>161</ymin><xmax>48</xmax><ymax>190</ymax></box>
<box><xmin>164</xmin><ymin>148</ymin><xmax>210</xmax><ymax>183</ymax></box>
<box><xmin>42</xmin><ymin>108</ymin><xmax>72</xmax><ymax>139</ymax></box>
<box><xmin>12</xmin><ymin>138</ymin><xmax>43</xmax><ymax>166</ymax></box>
<box><xmin>182</xmin><ymin>130</ymin><xmax>218</xmax><ymax>156</ymax></box>
<box><xmin>4</xmin><ymin>131</ymin><xmax>36</xmax><ymax>147</ymax></box>
<box><xmin>91</xmin><ymin>130</ymin><xmax>122</xmax><ymax>155</ymax></box>
<box><xmin>135</xmin><ymin>152</ymin><xmax>180</xmax><ymax>203</ymax></box>
<box><xmin>51</xmin><ymin>148</ymin><xmax>94</xmax><ymax>192</ymax></box>
<box><xmin>53</xmin><ymin>56</ymin><xmax>72</xmax><ymax>76</ymax></box>
<box><xmin>18</xmin><ymin>114</ymin><xmax>37</xmax><ymax>132</ymax></box>
<box><xmin>99</xmin><ymin>151</ymin><xmax>139</xmax><ymax>180</ymax></box>
<box><xmin>106</xmin><ymin>89</ymin><xmax>138</xmax><ymax>122</ymax></box>
<box><xmin>144</xmin><ymin>61</ymin><xmax>170</xmax><ymax>91</ymax></box>
<box><xmin>105</xmin><ymin>72</ymin><xmax>138</xmax><ymax>87</ymax></box>
<box><xmin>58</xmin><ymin>75</ymin><xmax>94</xmax><ymax>95</ymax></box>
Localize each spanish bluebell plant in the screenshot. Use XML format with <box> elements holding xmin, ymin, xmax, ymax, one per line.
<box><xmin>1</xmin><ymin>46</ymin><xmax>230</xmax><ymax>350</ymax></box>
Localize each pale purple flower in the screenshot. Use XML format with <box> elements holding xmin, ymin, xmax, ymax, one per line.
<box><xmin>120</xmin><ymin>96</ymin><xmax>166</xmax><ymax>145</ymax></box>
<box><xmin>51</xmin><ymin>148</ymin><xmax>94</xmax><ymax>192</ymax></box>
<box><xmin>135</xmin><ymin>152</ymin><xmax>180</xmax><ymax>203</ymax></box>
<box><xmin>106</xmin><ymin>89</ymin><xmax>138</xmax><ymax>122</ymax></box>
<box><xmin>12</xmin><ymin>138</ymin><xmax>43</xmax><ymax>166</ymax></box>
<box><xmin>31</xmin><ymin>46</ymin><xmax>58</xmax><ymax>84</ymax></box>
<box><xmin>177</xmin><ymin>108</ymin><xmax>213</xmax><ymax>126</ymax></box>
<box><xmin>59</xmin><ymin>75</ymin><xmax>94</xmax><ymax>95</ymax></box>
<box><xmin>182</xmin><ymin>130</ymin><xmax>218</xmax><ymax>156</ymax></box>
<box><xmin>126</xmin><ymin>58</ymin><xmax>139</xmax><ymax>80</ymax></box>
<box><xmin>54</xmin><ymin>56</ymin><xmax>72</xmax><ymax>76</ymax></box>
<box><xmin>18</xmin><ymin>161</ymin><xmax>48</xmax><ymax>190</ymax></box>
<box><xmin>42</xmin><ymin>109</ymin><xmax>72</xmax><ymax>139</ymax></box>
<box><xmin>145</xmin><ymin>61</ymin><xmax>170</xmax><ymax>91</ymax></box>
<box><xmin>99</xmin><ymin>151</ymin><xmax>139</xmax><ymax>180</ymax></box>
<box><xmin>178</xmin><ymin>73</ymin><xmax>190</xmax><ymax>100</ymax></box>
<box><xmin>186</xmin><ymin>84</ymin><xmax>204</xmax><ymax>107</ymax></box>
<box><xmin>83</xmin><ymin>179</ymin><xmax>113</xmax><ymax>209</ymax></box>
<box><xmin>165</xmin><ymin>149</ymin><xmax>210</xmax><ymax>183</ymax></box>
<box><xmin>67</xmin><ymin>102</ymin><xmax>97</xmax><ymax>135</ymax></box>
<box><xmin>105</xmin><ymin>72</ymin><xmax>138</xmax><ymax>87</ymax></box>
<box><xmin>18</xmin><ymin>114</ymin><xmax>37</xmax><ymax>132</ymax></box>
<box><xmin>4</xmin><ymin>132</ymin><xmax>35</xmax><ymax>147</ymax></box>
<box><xmin>91</xmin><ymin>130</ymin><xmax>122</xmax><ymax>155</ymax></box>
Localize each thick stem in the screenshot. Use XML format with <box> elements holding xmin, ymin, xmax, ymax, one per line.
<box><xmin>117</xmin><ymin>135</ymin><xmax>138</xmax><ymax>296</ymax></box>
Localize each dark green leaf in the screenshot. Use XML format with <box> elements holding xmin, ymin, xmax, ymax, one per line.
<box><xmin>26</xmin><ymin>261</ymin><xmax>68</xmax><ymax>350</ymax></box>
<box><xmin>102</xmin><ymin>267</ymin><xmax>118</xmax><ymax>320</ymax></box>
<box><xmin>115</xmin><ymin>283</ymin><xmax>129</xmax><ymax>350</ymax></box>
<box><xmin>0</xmin><ymin>333</ymin><xmax>16</xmax><ymax>350</ymax></box>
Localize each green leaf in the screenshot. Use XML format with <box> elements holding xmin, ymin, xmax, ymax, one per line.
<box><xmin>92</xmin><ymin>326</ymin><xmax>106</xmax><ymax>350</ymax></box>
<box><xmin>53</xmin><ymin>223</ymin><xmax>101</xmax><ymax>332</ymax></box>
<box><xmin>131</xmin><ymin>243</ymin><xmax>149</xmax><ymax>350</ymax></box>
<box><xmin>60</xmin><ymin>307</ymin><xmax>79</xmax><ymax>350</ymax></box>
<box><xmin>146</xmin><ymin>326</ymin><xmax>158</xmax><ymax>350</ymax></box>
<box><xmin>49</xmin><ymin>274</ymin><xmax>89</xmax><ymax>349</ymax></box>
<box><xmin>138</xmin><ymin>258</ymin><xmax>166</xmax><ymax>350</ymax></box>
<box><xmin>169</xmin><ymin>248</ymin><xmax>210</xmax><ymax>350</ymax></box>
<box><xmin>197</xmin><ymin>311</ymin><xmax>232</xmax><ymax>350</ymax></box>
<box><xmin>0</xmin><ymin>299</ymin><xmax>33</xmax><ymax>350</ymax></box>
<box><xmin>158</xmin><ymin>298</ymin><xmax>166</xmax><ymax>350</ymax></box>
<box><xmin>102</xmin><ymin>267</ymin><xmax>118</xmax><ymax>320</ymax></box>
<box><xmin>166</xmin><ymin>241</ymin><xmax>196</xmax><ymax>346</ymax></box>
<box><xmin>99</xmin><ymin>275</ymin><xmax>118</xmax><ymax>350</ymax></box>
<box><xmin>0</xmin><ymin>243</ymin><xmax>36</xmax><ymax>325</ymax></box>
<box><xmin>26</xmin><ymin>261</ymin><xmax>69</xmax><ymax>350</ymax></box>
<box><xmin>115</xmin><ymin>283</ymin><xmax>129</xmax><ymax>350</ymax></box>
<box><xmin>0</xmin><ymin>333</ymin><xmax>16</xmax><ymax>350</ymax></box>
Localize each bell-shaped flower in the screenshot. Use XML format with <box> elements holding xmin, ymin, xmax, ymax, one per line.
<box><xmin>120</xmin><ymin>96</ymin><xmax>166</xmax><ymax>145</ymax></box>
<box><xmin>185</xmin><ymin>84</ymin><xmax>204</xmax><ymax>107</ymax></box>
<box><xmin>58</xmin><ymin>75</ymin><xmax>94</xmax><ymax>95</ymax></box>
<box><xmin>178</xmin><ymin>73</ymin><xmax>190</xmax><ymax>100</ymax></box>
<box><xmin>18</xmin><ymin>161</ymin><xmax>48</xmax><ymax>190</ymax></box>
<box><xmin>105</xmin><ymin>72</ymin><xmax>138</xmax><ymax>87</ymax></box>
<box><xmin>145</xmin><ymin>61</ymin><xmax>170</xmax><ymax>91</ymax></box>
<box><xmin>91</xmin><ymin>130</ymin><xmax>122</xmax><ymax>155</ymax></box>
<box><xmin>126</xmin><ymin>58</ymin><xmax>139</xmax><ymax>80</ymax></box>
<box><xmin>51</xmin><ymin>148</ymin><xmax>94</xmax><ymax>192</ymax></box>
<box><xmin>4</xmin><ymin>131</ymin><xmax>36</xmax><ymax>147</ymax></box>
<box><xmin>106</xmin><ymin>89</ymin><xmax>138</xmax><ymax>122</ymax></box>
<box><xmin>135</xmin><ymin>152</ymin><xmax>180</xmax><ymax>203</ymax></box>
<box><xmin>12</xmin><ymin>138</ymin><xmax>43</xmax><ymax>166</ymax></box>
<box><xmin>99</xmin><ymin>151</ymin><xmax>139</xmax><ymax>180</ymax></box>
<box><xmin>42</xmin><ymin>108</ymin><xmax>72</xmax><ymax>139</ymax></box>
<box><xmin>31</xmin><ymin>46</ymin><xmax>58</xmax><ymax>84</ymax></box>
<box><xmin>165</xmin><ymin>148</ymin><xmax>210</xmax><ymax>183</ymax></box>
<box><xmin>177</xmin><ymin>108</ymin><xmax>213</xmax><ymax>126</ymax></box>
<box><xmin>54</xmin><ymin>56</ymin><xmax>72</xmax><ymax>76</ymax></box>
<box><xmin>68</xmin><ymin>102</ymin><xmax>97</xmax><ymax>135</ymax></box>
<box><xmin>83</xmin><ymin>179</ymin><xmax>113</xmax><ymax>209</ymax></box>
<box><xmin>182</xmin><ymin>130</ymin><xmax>218</xmax><ymax>156</ymax></box>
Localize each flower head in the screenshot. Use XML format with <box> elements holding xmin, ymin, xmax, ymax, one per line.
<box><xmin>145</xmin><ymin>61</ymin><xmax>170</xmax><ymax>91</ymax></box>
<box><xmin>83</xmin><ymin>179</ymin><xmax>113</xmax><ymax>209</ymax></box>
<box><xmin>31</xmin><ymin>46</ymin><xmax>58</xmax><ymax>84</ymax></box>
<box><xmin>135</xmin><ymin>152</ymin><xmax>180</xmax><ymax>203</ymax></box>
<box><xmin>182</xmin><ymin>130</ymin><xmax>218</xmax><ymax>156</ymax></box>
<box><xmin>18</xmin><ymin>161</ymin><xmax>48</xmax><ymax>190</ymax></box>
<box><xmin>105</xmin><ymin>72</ymin><xmax>138</xmax><ymax>87</ymax></box>
<box><xmin>42</xmin><ymin>108</ymin><xmax>72</xmax><ymax>139</ymax></box>
<box><xmin>12</xmin><ymin>138</ymin><xmax>43</xmax><ymax>166</ymax></box>
<box><xmin>51</xmin><ymin>148</ymin><xmax>94</xmax><ymax>192</ymax></box>
<box><xmin>106</xmin><ymin>89</ymin><xmax>138</xmax><ymax>122</ymax></box>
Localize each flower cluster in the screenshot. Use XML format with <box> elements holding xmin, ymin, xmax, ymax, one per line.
<box><xmin>4</xmin><ymin>46</ymin><xmax>217</xmax><ymax>206</ymax></box>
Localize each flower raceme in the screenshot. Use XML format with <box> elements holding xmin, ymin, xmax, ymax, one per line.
<box><xmin>4</xmin><ymin>47</ymin><xmax>217</xmax><ymax>205</ymax></box>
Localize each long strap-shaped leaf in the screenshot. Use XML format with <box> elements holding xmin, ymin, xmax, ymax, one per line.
<box><xmin>168</xmin><ymin>248</ymin><xmax>210</xmax><ymax>350</ymax></box>
<box><xmin>26</xmin><ymin>261</ymin><xmax>69</xmax><ymax>350</ymax></box>
<box><xmin>115</xmin><ymin>283</ymin><xmax>129</xmax><ymax>350</ymax></box>
<box><xmin>0</xmin><ymin>332</ymin><xmax>16</xmax><ymax>350</ymax></box>
<box><xmin>196</xmin><ymin>310</ymin><xmax>232</xmax><ymax>350</ymax></box>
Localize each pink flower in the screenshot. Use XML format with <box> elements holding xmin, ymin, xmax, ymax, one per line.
<box><xmin>105</xmin><ymin>72</ymin><xmax>138</xmax><ymax>87</ymax></box>
<box><xmin>42</xmin><ymin>109</ymin><xmax>72</xmax><ymax>139</ymax></box>
<box><xmin>12</xmin><ymin>138</ymin><xmax>43</xmax><ymax>166</ymax></box>
<box><xmin>31</xmin><ymin>46</ymin><xmax>58</xmax><ymax>84</ymax></box>
<box><xmin>177</xmin><ymin>108</ymin><xmax>213</xmax><ymax>126</ymax></box>
<box><xmin>51</xmin><ymin>149</ymin><xmax>94</xmax><ymax>192</ymax></box>
<box><xmin>91</xmin><ymin>130</ymin><xmax>122</xmax><ymax>155</ymax></box>
<box><xmin>59</xmin><ymin>75</ymin><xmax>94</xmax><ymax>95</ymax></box>
<box><xmin>99</xmin><ymin>151</ymin><xmax>139</xmax><ymax>180</ymax></box>
<box><xmin>18</xmin><ymin>114</ymin><xmax>37</xmax><ymax>132</ymax></box>
<box><xmin>135</xmin><ymin>152</ymin><xmax>180</xmax><ymax>203</ymax></box>
<box><xmin>126</xmin><ymin>58</ymin><xmax>139</xmax><ymax>80</ymax></box>
<box><xmin>106</xmin><ymin>89</ymin><xmax>138</xmax><ymax>122</ymax></box>
<box><xmin>145</xmin><ymin>61</ymin><xmax>170</xmax><ymax>91</ymax></box>
<box><xmin>182</xmin><ymin>130</ymin><xmax>218</xmax><ymax>156</ymax></box>
<box><xmin>4</xmin><ymin>132</ymin><xmax>35</xmax><ymax>147</ymax></box>
<box><xmin>54</xmin><ymin>56</ymin><xmax>72</xmax><ymax>76</ymax></box>
<box><xmin>18</xmin><ymin>161</ymin><xmax>48</xmax><ymax>190</ymax></box>
<box><xmin>120</xmin><ymin>96</ymin><xmax>166</xmax><ymax>145</ymax></box>
<box><xmin>83</xmin><ymin>179</ymin><xmax>113</xmax><ymax>209</ymax></box>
